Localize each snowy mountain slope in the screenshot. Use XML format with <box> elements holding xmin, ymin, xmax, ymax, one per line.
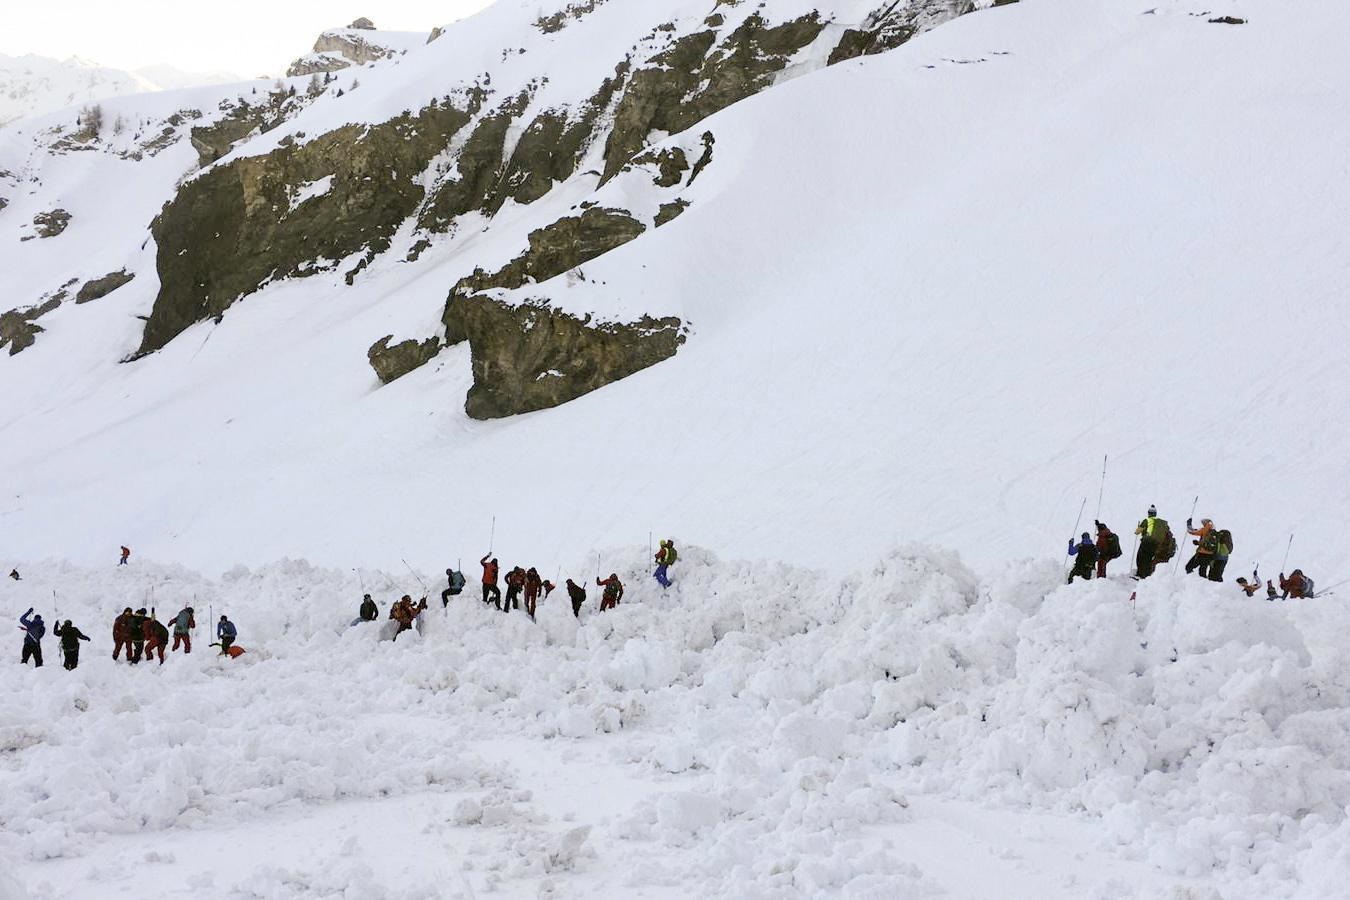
<box><xmin>1</xmin><ymin>0</ymin><xmax>1344</xmax><ymax>586</ymax></box>
<box><xmin>3</xmin><ymin>553</ymin><xmax>1349</xmax><ymax>897</ymax></box>
<box><xmin>0</xmin><ymin>53</ymin><xmax>236</xmax><ymax>127</ymax></box>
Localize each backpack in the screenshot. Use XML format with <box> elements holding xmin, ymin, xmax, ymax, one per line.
<box><xmin>666</xmin><ymin>545</ymin><xmax>678</xmax><ymax>565</ymax></box>
<box><xmin>1153</xmin><ymin>519</ymin><xmax>1177</xmax><ymax>562</ymax></box>
<box><xmin>1105</xmin><ymin>532</ymin><xmax>1122</xmax><ymax>560</ymax></box>
<box><xmin>1216</xmin><ymin>529</ymin><xmax>1232</xmax><ymax>553</ymax></box>
<box><xmin>1304</xmin><ymin>576</ymin><xmax>1315</xmax><ymax>598</ymax></box>
<box><xmin>449</xmin><ymin>570</ymin><xmax>466</xmax><ymax>593</ymax></box>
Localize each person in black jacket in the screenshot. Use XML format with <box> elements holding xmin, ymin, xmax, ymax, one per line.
<box><xmin>359</xmin><ymin>594</ymin><xmax>378</xmax><ymax>622</ymax></box>
<box><xmin>1067</xmin><ymin>533</ymin><xmax>1098</xmax><ymax>584</ymax></box>
<box><xmin>53</xmin><ymin>619</ymin><xmax>91</xmax><ymax>670</ymax></box>
<box><xmin>566</xmin><ymin>579</ymin><xmax>586</xmax><ymax>619</ymax></box>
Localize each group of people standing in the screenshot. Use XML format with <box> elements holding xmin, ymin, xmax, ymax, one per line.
<box><xmin>1066</xmin><ymin>505</ymin><xmax>1317</xmax><ymax>600</ymax></box>
<box><xmin>354</xmin><ymin>540</ymin><xmax>681</xmax><ymax>638</ymax></box>
<box><xmin>16</xmin><ymin>604</ymin><xmax>240</xmax><ymax>670</ymax></box>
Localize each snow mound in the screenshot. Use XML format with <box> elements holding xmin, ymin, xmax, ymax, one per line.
<box><xmin>2</xmin><ymin>549</ymin><xmax>1348</xmax><ymax>895</ymax></box>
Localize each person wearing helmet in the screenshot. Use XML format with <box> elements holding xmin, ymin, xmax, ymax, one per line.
<box><xmin>53</xmin><ymin>619</ymin><xmax>91</xmax><ymax>670</ymax></box>
<box><xmin>1134</xmin><ymin>505</ymin><xmax>1162</xmax><ymax>578</ymax></box>
<box><xmin>1067</xmin><ymin>532</ymin><xmax>1098</xmax><ymax>583</ymax></box>
<box><xmin>1184</xmin><ymin>517</ymin><xmax>1217</xmax><ymax>577</ymax></box>
<box><xmin>654</xmin><ymin>539</ymin><xmax>678</xmax><ymax>589</ymax></box>
<box><xmin>597</xmin><ymin>573</ymin><xmax>624</xmax><ymax>611</ymax></box>
<box><xmin>359</xmin><ymin>593</ymin><xmax>379</xmax><ymax>621</ymax></box>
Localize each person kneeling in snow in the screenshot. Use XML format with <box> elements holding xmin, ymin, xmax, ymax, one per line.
<box><xmin>359</xmin><ymin>594</ymin><xmax>379</xmax><ymax>621</ymax></box>
<box><xmin>1067</xmin><ymin>533</ymin><xmax>1097</xmax><ymax>583</ymax></box>
<box><xmin>1279</xmin><ymin>570</ymin><xmax>1314</xmax><ymax>599</ymax></box>
<box><xmin>53</xmin><ymin>619</ymin><xmax>91</xmax><ymax>670</ymax></box>
<box><xmin>1235</xmin><ymin>569</ymin><xmax>1262</xmax><ymax>597</ymax></box>
<box><xmin>390</xmin><ymin>595</ymin><xmax>425</xmax><ymax>637</ymax></box>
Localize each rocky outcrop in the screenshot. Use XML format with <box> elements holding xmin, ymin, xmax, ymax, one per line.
<box><xmin>654</xmin><ymin>199</ymin><xmax>689</xmax><ymax>227</ymax></box>
<box><xmin>350</xmin><ymin>17</ymin><xmax>376</xmax><ymax>30</ymax></box>
<box><xmin>368</xmin><ymin>335</ymin><xmax>441</xmax><ymax>384</ymax></box>
<box><xmin>138</xmin><ymin>100</ymin><xmax>476</xmax><ymax>357</ymax></box>
<box><xmin>32</xmin><ymin>208</ymin><xmax>71</xmax><ymax>238</ymax></box>
<box><xmin>75</xmin><ymin>270</ymin><xmax>135</xmax><ymax>304</ymax></box>
<box><xmin>600</xmin><ymin>13</ymin><xmax>825</xmax><ymax>184</ymax></box>
<box><xmin>444</xmin><ymin>207</ymin><xmax>647</xmax><ymax>339</ymax></box>
<box><xmin>449</xmin><ymin>295</ymin><xmax>684</xmax><ymax>419</ymax></box>
<box><xmin>536</xmin><ymin>0</ymin><xmax>609</xmax><ymax>34</ymax></box>
<box><xmin>190</xmin><ymin>100</ymin><xmax>272</xmax><ymax>167</ymax></box>
<box><xmin>287</xmin><ymin>28</ymin><xmax>402</xmax><ymax>76</ymax></box>
<box><xmin>0</xmin><ymin>295</ymin><xmax>61</xmax><ymax>355</ymax></box>
<box><xmin>828</xmin><ymin>0</ymin><xmax>983</xmax><ymax>65</ymax></box>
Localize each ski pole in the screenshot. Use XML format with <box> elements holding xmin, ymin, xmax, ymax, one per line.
<box><xmin>488</xmin><ymin>516</ymin><xmax>496</xmax><ymax>555</ymax></box>
<box><xmin>354</xmin><ymin>568</ymin><xmax>365</xmax><ymax>592</ymax></box>
<box><xmin>1095</xmin><ymin>454</ymin><xmax>1107</xmax><ymax>520</ymax></box>
<box><xmin>1173</xmin><ymin>495</ymin><xmax>1199</xmax><ymax>574</ymax></box>
<box><xmin>1281</xmin><ymin>534</ymin><xmax>1294</xmax><ymax>573</ymax></box>
<box><xmin>1065</xmin><ymin>497</ymin><xmax>1086</xmax><ymax>563</ymax></box>
<box><xmin>401</xmin><ymin>558</ymin><xmax>428</xmax><ymax>592</ymax></box>
<box><xmin>648</xmin><ymin>531</ymin><xmax>653</xmax><ymax>569</ymax></box>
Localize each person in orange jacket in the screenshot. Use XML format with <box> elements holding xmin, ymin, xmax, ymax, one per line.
<box><xmin>503</xmin><ymin>567</ymin><xmax>526</xmax><ymax>613</ymax></box>
<box><xmin>480</xmin><ymin>555</ymin><xmax>501</xmax><ymax>607</ymax></box>
<box><xmin>112</xmin><ymin>607</ymin><xmax>136</xmax><ymax>661</ymax></box>
<box><xmin>1183</xmin><ymin>518</ymin><xmax>1216</xmax><ymax>577</ymax></box>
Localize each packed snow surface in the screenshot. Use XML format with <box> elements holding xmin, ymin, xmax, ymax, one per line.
<box><xmin>3</xmin><ymin>551</ymin><xmax>1349</xmax><ymax>897</ymax></box>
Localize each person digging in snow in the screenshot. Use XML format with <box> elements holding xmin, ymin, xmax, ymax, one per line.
<box><xmin>53</xmin><ymin>619</ymin><xmax>91</xmax><ymax>670</ymax></box>
<box><xmin>390</xmin><ymin>595</ymin><xmax>426</xmax><ymax>637</ymax></box>
<box><xmin>112</xmin><ymin>607</ymin><xmax>136</xmax><ymax>661</ymax></box>
<box><xmin>566</xmin><ymin>579</ymin><xmax>586</xmax><ymax>618</ymax></box>
<box><xmin>216</xmin><ymin>615</ymin><xmax>237</xmax><ymax>655</ymax></box>
<box><xmin>1067</xmin><ymin>532</ymin><xmax>1097</xmax><ymax>583</ymax></box>
<box><xmin>1236</xmin><ymin>569</ymin><xmax>1262</xmax><ymax>597</ymax></box>
<box><xmin>654</xmin><ymin>539</ymin><xmax>677</xmax><ymax>588</ymax></box>
<box><xmin>1279</xmin><ymin>569</ymin><xmax>1314</xmax><ymax>599</ymax></box>
<box><xmin>129</xmin><ymin>608</ymin><xmax>147</xmax><ymax>663</ymax></box>
<box><xmin>170</xmin><ymin>606</ymin><xmax>195</xmax><ymax>654</ymax></box>
<box><xmin>503</xmin><ymin>566</ymin><xmax>526</xmax><ymax>613</ymax></box>
<box><xmin>119</xmin><ymin>545</ymin><xmax>131</xmax><ymax>566</ymax></box>
<box><xmin>142</xmin><ymin>614</ymin><xmax>169</xmax><ymax>665</ymax></box>
<box><xmin>18</xmin><ymin>608</ymin><xmax>44</xmax><ymax>667</ymax></box>
<box><xmin>524</xmin><ymin>567</ymin><xmax>543</xmax><ymax>619</ymax></box>
<box><xmin>1134</xmin><ymin>505</ymin><xmax>1172</xmax><ymax>579</ymax></box>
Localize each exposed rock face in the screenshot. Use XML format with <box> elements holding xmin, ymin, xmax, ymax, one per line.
<box><xmin>75</xmin><ymin>270</ymin><xmax>135</xmax><ymax>304</ymax></box>
<box><xmin>350</xmin><ymin>17</ymin><xmax>376</xmax><ymax>30</ymax></box>
<box><xmin>0</xmin><ymin>297</ymin><xmax>60</xmax><ymax>355</ymax></box>
<box><xmin>368</xmin><ymin>335</ymin><xmax>441</xmax><ymax>384</ymax></box>
<box><xmin>443</xmin><ymin>207</ymin><xmax>648</xmax><ymax>343</ymax></box>
<box><xmin>287</xmin><ymin>28</ymin><xmax>402</xmax><ymax>76</ymax></box>
<box><xmin>654</xmin><ymin>199</ymin><xmax>689</xmax><ymax>226</ymax></box>
<box><xmin>451</xmin><ymin>295</ymin><xmax>684</xmax><ymax>419</ymax></box>
<box><xmin>190</xmin><ymin>100</ymin><xmax>272</xmax><ymax>166</ymax></box>
<box><xmin>32</xmin><ymin>209</ymin><xmax>72</xmax><ymax>238</ymax></box>
<box><xmin>601</xmin><ymin>13</ymin><xmax>826</xmax><ymax>184</ymax></box>
<box><xmin>828</xmin><ymin>0</ymin><xmax>982</xmax><ymax>65</ymax></box>
<box><xmin>138</xmin><ymin>101</ymin><xmax>476</xmax><ymax>357</ymax></box>
<box><xmin>536</xmin><ymin>0</ymin><xmax>609</xmax><ymax>34</ymax></box>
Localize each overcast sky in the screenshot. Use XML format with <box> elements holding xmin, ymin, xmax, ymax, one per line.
<box><xmin>0</xmin><ymin>0</ymin><xmax>495</xmax><ymax>77</ymax></box>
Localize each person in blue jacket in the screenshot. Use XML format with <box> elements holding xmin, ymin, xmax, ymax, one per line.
<box><xmin>216</xmin><ymin>616</ymin><xmax>237</xmax><ymax>655</ymax></box>
<box><xmin>19</xmin><ymin>608</ymin><xmax>45</xmax><ymax>667</ymax></box>
<box><xmin>1067</xmin><ymin>532</ymin><xmax>1098</xmax><ymax>584</ymax></box>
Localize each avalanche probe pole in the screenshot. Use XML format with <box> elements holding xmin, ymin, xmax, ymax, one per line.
<box><xmin>1173</xmin><ymin>495</ymin><xmax>1199</xmax><ymax>574</ymax></box>
<box><xmin>401</xmin><ymin>558</ymin><xmax>428</xmax><ymax>593</ymax></box>
<box><xmin>488</xmin><ymin>516</ymin><xmax>496</xmax><ymax>555</ymax></box>
<box><xmin>1095</xmin><ymin>455</ymin><xmax>1108</xmax><ymax>521</ymax></box>
<box><xmin>1065</xmin><ymin>497</ymin><xmax>1086</xmax><ymax>564</ymax></box>
<box><xmin>1281</xmin><ymin>534</ymin><xmax>1294</xmax><ymax>573</ymax></box>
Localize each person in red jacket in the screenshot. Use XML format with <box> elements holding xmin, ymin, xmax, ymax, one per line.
<box><xmin>142</xmin><ymin>615</ymin><xmax>169</xmax><ymax>665</ymax></box>
<box><xmin>1092</xmin><ymin>522</ymin><xmax>1115</xmax><ymax>579</ymax></box>
<box><xmin>524</xmin><ymin>568</ymin><xmax>543</xmax><ymax>619</ymax></box>
<box><xmin>597</xmin><ymin>573</ymin><xmax>624</xmax><ymax>612</ymax></box>
<box><xmin>1279</xmin><ymin>570</ymin><xmax>1313</xmax><ymax>599</ymax></box>
<box><xmin>112</xmin><ymin>607</ymin><xmax>136</xmax><ymax>660</ymax></box>
<box><xmin>480</xmin><ymin>555</ymin><xmax>501</xmax><ymax>607</ymax></box>
<box><xmin>119</xmin><ymin>545</ymin><xmax>130</xmax><ymax>566</ymax></box>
